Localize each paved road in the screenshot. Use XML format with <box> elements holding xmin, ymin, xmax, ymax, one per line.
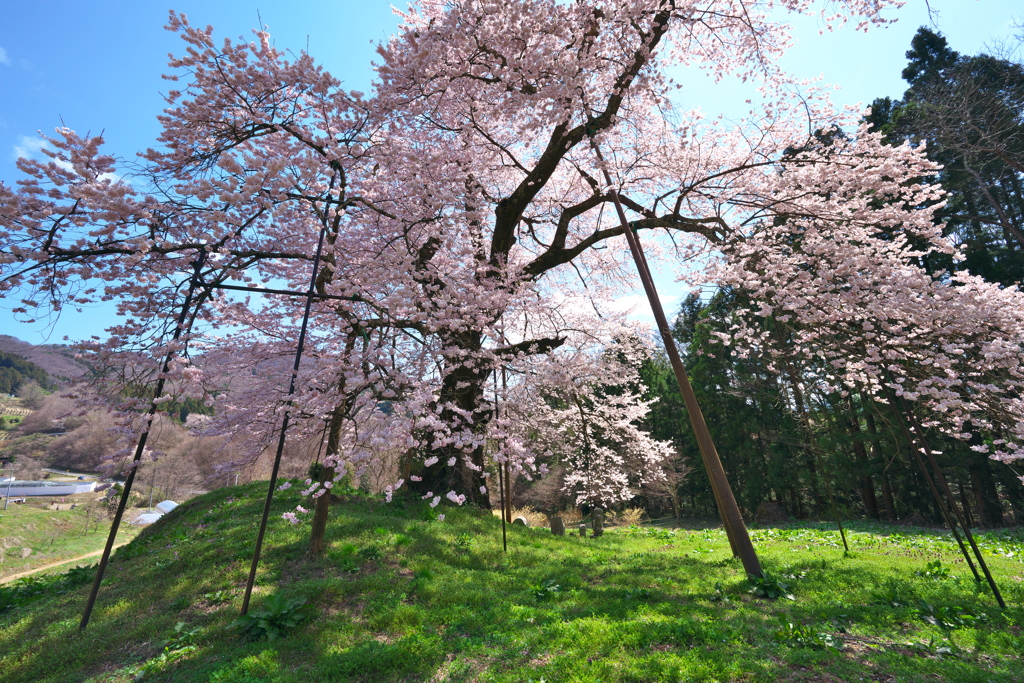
<box><xmin>0</xmin><ymin>542</ymin><xmax>128</xmax><ymax>584</ymax></box>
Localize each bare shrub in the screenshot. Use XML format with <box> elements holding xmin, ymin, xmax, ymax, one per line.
<box><xmin>615</xmin><ymin>508</ymin><xmax>644</xmax><ymax>526</ymax></box>
<box><xmin>16</xmin><ymin>391</ymin><xmax>80</xmax><ymax>435</ymax></box>
<box><xmin>509</xmin><ymin>506</ymin><xmax>548</xmax><ymax>527</ymax></box>
<box><xmin>517</xmin><ymin>465</ymin><xmax>575</xmax><ymax>514</ymax></box>
<box><xmin>557</xmin><ymin>508</ymin><xmax>583</xmax><ymax>526</ymax></box>
<box><xmin>48</xmin><ymin>411</ymin><xmax>119</xmax><ymax>471</ymax></box>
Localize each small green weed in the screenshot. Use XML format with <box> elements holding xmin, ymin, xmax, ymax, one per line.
<box><xmin>62</xmin><ymin>564</ymin><xmax>96</xmax><ymax>589</ymax></box>
<box><xmin>872</xmin><ymin>581</ymin><xmax>911</xmax><ymax>608</ymax></box>
<box><xmin>357</xmin><ymin>544</ymin><xmax>383</xmax><ymax>560</ymax></box>
<box><xmin>708</xmin><ymin>582</ymin><xmax>731</xmax><ymax>603</ymax></box>
<box><xmin>133</xmin><ymin>622</ymin><xmax>200</xmax><ymax>680</ymax></box>
<box><xmin>915</xmin><ymin>559</ymin><xmax>954</xmax><ymax>581</ymax></box>
<box><xmin>773</xmin><ymin>621</ymin><xmax>844</xmax><ymax>651</ymax></box>
<box><xmin>914</xmin><ymin>600</ymin><xmax>987</xmax><ymax>630</ymax></box>
<box><xmin>533</xmin><ymin>579</ymin><xmax>562</xmax><ymax>602</ymax></box>
<box><xmin>203</xmin><ymin>589</ymin><xmax>233</xmax><ymax>605</ymax></box>
<box><xmin>748</xmin><ymin>570</ymin><xmax>795</xmax><ymax>600</ymax></box>
<box><xmin>624</xmin><ymin>587</ymin><xmax>652</xmax><ymax>601</ymax></box>
<box><xmin>231</xmin><ymin>594</ymin><xmax>311</xmax><ymax>641</ymax></box>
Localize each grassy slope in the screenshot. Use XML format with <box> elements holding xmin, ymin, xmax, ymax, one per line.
<box><xmin>0</xmin><ymin>500</ymin><xmax>140</xmax><ymax>580</ymax></box>
<box><xmin>0</xmin><ymin>483</ymin><xmax>1021</xmax><ymax>683</ymax></box>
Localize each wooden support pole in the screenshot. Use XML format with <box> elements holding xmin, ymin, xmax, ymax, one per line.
<box><xmin>240</xmin><ymin>224</ymin><xmax>329</xmax><ymax>616</ymax></box>
<box><xmin>590</xmin><ymin>141</ymin><xmax>761</xmax><ymax>577</ymax></box>
<box><xmin>80</xmin><ymin>249</ymin><xmax>208</xmax><ymax>630</ymax></box>
<box><xmin>899</xmin><ymin>397</ymin><xmax>1005</xmax><ymax>608</ymax></box>
<box><xmin>886</xmin><ymin>388</ymin><xmax>984</xmax><ymax>586</ymax></box>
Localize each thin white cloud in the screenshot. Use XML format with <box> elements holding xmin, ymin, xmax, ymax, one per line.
<box><xmin>0</xmin><ymin>46</ymin><xmax>9</xmax><ymax>66</ymax></box>
<box><xmin>607</xmin><ymin>292</ymin><xmax>679</xmax><ymax>321</ymax></box>
<box><xmin>13</xmin><ymin>135</ymin><xmax>48</xmax><ymax>160</ymax></box>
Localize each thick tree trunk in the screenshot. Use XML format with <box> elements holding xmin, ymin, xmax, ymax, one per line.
<box><xmin>407</xmin><ymin>330</ymin><xmax>491</xmax><ymax>508</ymax></box>
<box><xmin>847</xmin><ymin>399</ymin><xmax>879</xmax><ymax>519</ymax></box>
<box><xmin>862</xmin><ymin>402</ymin><xmax>897</xmax><ymax>521</ymax></box>
<box><xmin>309</xmin><ymin>331</ymin><xmax>359</xmax><ymax>557</ymax></box>
<box><xmin>783</xmin><ymin>365</ymin><xmax>825</xmax><ymax>513</ymax></box>
<box><xmin>879</xmin><ymin>470</ymin><xmax>898</xmax><ymax>521</ymax></box>
<box><xmin>968</xmin><ymin>451</ymin><xmax>1004</xmax><ymax>528</ymax></box>
<box><xmin>957</xmin><ymin>476</ymin><xmax>974</xmax><ymax>528</ymax></box>
<box><xmin>309</xmin><ymin>407</ymin><xmax>347</xmax><ymax>557</ymax></box>
<box><xmin>308</xmin><ymin>465</ymin><xmax>335</xmax><ymax>557</ymax></box>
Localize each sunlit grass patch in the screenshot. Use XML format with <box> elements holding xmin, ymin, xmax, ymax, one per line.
<box><xmin>0</xmin><ymin>483</ymin><xmax>1021</xmax><ymax>682</ymax></box>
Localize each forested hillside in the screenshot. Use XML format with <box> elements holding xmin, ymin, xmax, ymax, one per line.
<box><xmin>0</xmin><ymin>351</ymin><xmax>54</xmax><ymax>396</ymax></box>
<box><xmin>0</xmin><ymin>335</ymin><xmax>88</xmax><ymax>382</ymax></box>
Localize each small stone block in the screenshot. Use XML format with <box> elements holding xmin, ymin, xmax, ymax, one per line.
<box><xmin>512</xmin><ymin>516</ymin><xmax>528</xmax><ymax>527</ymax></box>
<box><xmin>578</xmin><ymin>523</ymin><xmax>587</xmax><ymax>537</ymax></box>
<box><xmin>550</xmin><ymin>516</ymin><xmax>565</xmax><ymax>536</ymax></box>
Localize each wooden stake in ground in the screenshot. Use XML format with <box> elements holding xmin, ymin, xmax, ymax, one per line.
<box><xmin>590</xmin><ymin>141</ymin><xmax>761</xmax><ymax>577</ymax></box>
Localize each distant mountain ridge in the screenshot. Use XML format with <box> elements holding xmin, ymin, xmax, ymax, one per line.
<box><xmin>0</xmin><ymin>335</ymin><xmax>89</xmax><ymax>382</ymax></box>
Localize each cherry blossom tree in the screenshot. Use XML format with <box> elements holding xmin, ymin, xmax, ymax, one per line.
<box><xmin>2</xmin><ymin>0</ymin><xmax>943</xmax><ymax>518</ymax></box>
<box><xmin>707</xmin><ymin>124</ymin><xmax>1024</xmax><ymax>480</ymax></box>
<box><xmin>513</xmin><ymin>337</ymin><xmax>673</xmax><ymax>508</ymax></box>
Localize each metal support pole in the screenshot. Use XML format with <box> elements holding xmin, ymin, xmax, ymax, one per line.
<box><xmin>886</xmin><ymin>388</ymin><xmax>982</xmax><ymax>584</ymax></box>
<box><xmin>240</xmin><ymin>224</ymin><xmax>329</xmax><ymax>616</ymax></box>
<box><xmin>896</xmin><ymin>394</ymin><xmax>1005</xmax><ymax>608</ymax></box>
<box><xmin>493</xmin><ymin>368</ymin><xmax>508</xmax><ymax>552</ymax></box>
<box><xmin>80</xmin><ymin>249</ymin><xmax>208</xmax><ymax>630</ymax></box>
<box><xmin>589</xmin><ymin>141</ymin><xmax>762</xmax><ymax>577</ymax></box>
<box><xmin>498</xmin><ymin>464</ymin><xmax>508</xmax><ymax>553</ymax></box>
<box><xmin>500</xmin><ymin>367</ymin><xmax>513</xmax><ymax>525</ymax></box>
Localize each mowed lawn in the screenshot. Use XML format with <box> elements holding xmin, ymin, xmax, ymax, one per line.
<box><xmin>0</xmin><ymin>482</ymin><xmax>1021</xmax><ymax>682</ymax></box>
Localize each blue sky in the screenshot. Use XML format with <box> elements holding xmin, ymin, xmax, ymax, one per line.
<box><xmin>1</xmin><ymin>0</ymin><xmax>1021</xmax><ymax>344</ymax></box>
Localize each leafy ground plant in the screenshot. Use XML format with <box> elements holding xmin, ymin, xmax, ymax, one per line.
<box><xmin>133</xmin><ymin>622</ymin><xmax>201</xmax><ymax>680</ymax></box>
<box><xmin>0</xmin><ymin>563</ymin><xmax>96</xmax><ymax>614</ymax></box>
<box><xmin>914</xmin><ymin>600</ymin><xmax>988</xmax><ymax>630</ymax></box>
<box><xmin>915</xmin><ymin>559</ymin><xmax>955</xmax><ymax>581</ymax></box>
<box><xmin>748</xmin><ymin>570</ymin><xmax>796</xmax><ymax>600</ymax></box>
<box><xmin>231</xmin><ymin>593</ymin><xmax>312</xmax><ymax>642</ymax></box>
<box><xmin>772</xmin><ymin>621</ymin><xmax>845</xmax><ymax>651</ymax></box>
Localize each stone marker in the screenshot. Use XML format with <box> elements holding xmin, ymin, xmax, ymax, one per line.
<box><xmin>550</xmin><ymin>516</ymin><xmax>565</xmax><ymax>536</ymax></box>
<box><xmin>592</xmin><ymin>509</ymin><xmax>604</xmax><ymax>538</ymax></box>
<box><xmin>754</xmin><ymin>501</ymin><xmax>790</xmax><ymax>525</ymax></box>
<box><xmin>578</xmin><ymin>523</ymin><xmax>587</xmax><ymax>538</ymax></box>
<box><xmin>512</xmin><ymin>516</ymin><xmax>529</xmax><ymax>527</ymax></box>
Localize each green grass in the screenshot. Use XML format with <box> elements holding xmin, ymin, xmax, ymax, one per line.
<box><xmin>0</xmin><ymin>482</ymin><xmax>1021</xmax><ymax>682</ymax></box>
<box><xmin>0</xmin><ymin>498</ymin><xmax>140</xmax><ymax>579</ymax></box>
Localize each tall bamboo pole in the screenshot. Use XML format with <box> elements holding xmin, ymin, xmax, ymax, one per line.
<box><xmin>240</xmin><ymin>223</ymin><xmax>328</xmax><ymax>615</ymax></box>
<box><xmin>590</xmin><ymin>142</ymin><xmax>761</xmax><ymax>577</ymax></box>
<box><xmin>80</xmin><ymin>249</ymin><xmax>208</xmax><ymax>630</ymax></box>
